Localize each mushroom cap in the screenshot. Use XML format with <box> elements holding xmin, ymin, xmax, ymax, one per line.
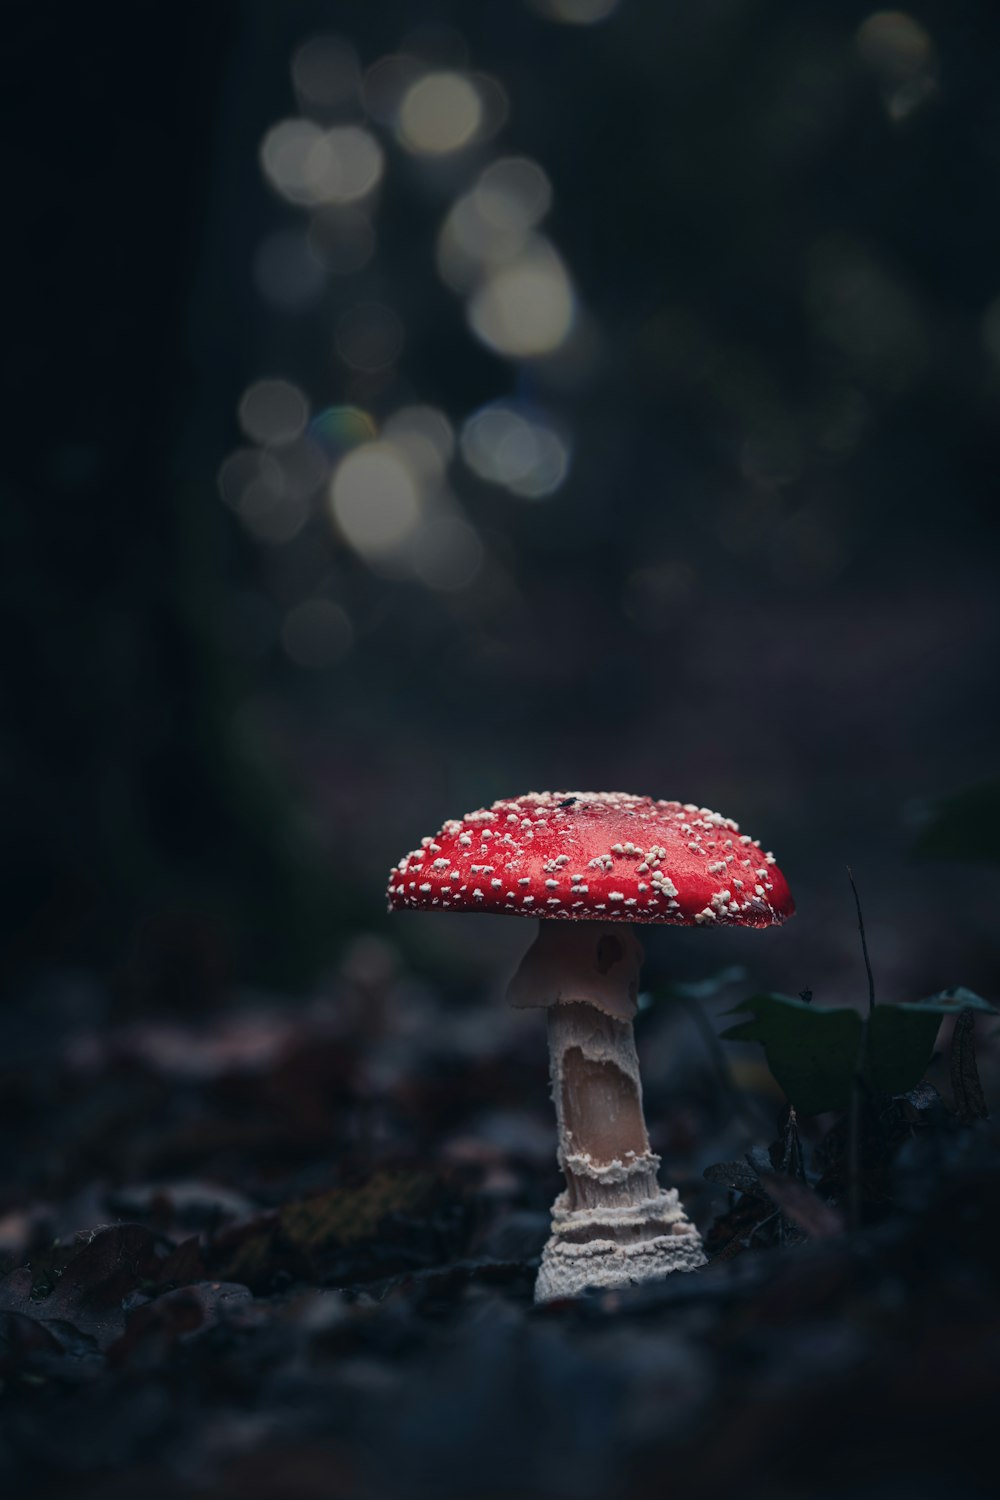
<box><xmin>387</xmin><ymin>790</ymin><xmax>794</xmax><ymax>927</ymax></box>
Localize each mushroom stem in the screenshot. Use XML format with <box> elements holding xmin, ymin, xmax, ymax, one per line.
<box><xmin>507</xmin><ymin>920</ymin><xmax>705</xmax><ymax>1302</ymax></box>
<box><xmin>548</xmin><ymin>1001</ymin><xmax>661</xmax><ymax>1211</ymax></box>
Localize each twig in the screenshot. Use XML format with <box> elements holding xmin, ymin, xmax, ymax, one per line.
<box><xmin>745</xmin><ymin>1209</ymin><xmax>781</xmax><ymax>1247</ymax></box>
<box><xmin>846</xmin><ymin>868</ymin><xmax>875</xmax><ymax>1230</ymax></box>
<box><xmin>847</xmin><ymin>866</ymin><xmax>876</xmax><ymax>1018</ymax></box>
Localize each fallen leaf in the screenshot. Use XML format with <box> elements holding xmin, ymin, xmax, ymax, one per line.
<box><xmin>109</xmin><ymin>1281</ymin><xmax>252</xmax><ymax>1366</ymax></box>
<box><xmin>278</xmin><ymin>1170</ymin><xmax>436</xmax><ymax>1255</ymax></box>
<box><xmin>703</xmin><ymin>1160</ymin><xmax>765</xmax><ymax>1197</ymax></box>
<box><xmin>757</xmin><ymin>1173</ymin><xmax>844</xmax><ymax>1239</ymax></box>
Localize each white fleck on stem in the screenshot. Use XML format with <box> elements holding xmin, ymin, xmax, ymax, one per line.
<box><xmin>507</xmin><ymin>920</ymin><xmax>705</xmax><ymax>1302</ymax></box>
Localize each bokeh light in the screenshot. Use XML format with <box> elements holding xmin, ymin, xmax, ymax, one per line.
<box><xmin>806</xmin><ymin>236</ymin><xmax>927</xmax><ymax>392</ymax></box>
<box><xmin>437</xmin><ymin>195</ymin><xmax>516</xmax><ymax>293</ymax></box>
<box><xmin>322</xmin><ymin>125</ymin><xmax>385</xmax><ymax>201</ymax></box>
<box><xmin>291</xmin><ymin>35</ymin><xmax>362</xmax><ymax>113</ymax></box>
<box><xmin>335</xmin><ymin>302</ymin><xmax>404</xmax><ymax>374</ymax></box>
<box><xmin>238</xmin><ymin>379</ymin><xmax>310</xmax><ymax>446</ymax></box>
<box><xmin>383</xmin><ymin>406</ymin><xmax>455</xmax><ymax>479</ymax></box>
<box><xmin>308</xmin><ymin>206</ymin><xmax>375</xmax><ymax>275</ymax></box>
<box><xmin>477</xmin><ymin>157</ymin><xmax>552</xmax><ymax>233</ymax></box>
<box><xmin>329</xmin><ymin>442</ymin><xmax>423</xmax><ymax>558</ymax></box>
<box><xmin>269</xmin><ymin>435</ymin><xmax>329</xmax><ymax>502</ymax></box>
<box><xmin>466</xmin><ymin>74</ymin><xmax>510</xmax><ymax>144</ymax></box>
<box><xmin>437</xmin><ymin>157</ymin><xmax>552</xmax><ymax>292</ymax></box>
<box><xmin>239</xmin><ymin>486</ymin><xmax>311</xmax><ymax>545</ymax></box>
<box><xmin>260</xmin><ymin>119</ymin><xmax>383</xmax><ymax>206</ymax></box>
<box><xmin>460</xmin><ymin>401</ymin><xmax>570</xmax><ymax>496</ymax></box>
<box><xmin>363</xmin><ymin>54</ymin><xmax>423</xmax><ymax>126</ymax></box>
<box><xmin>856</xmin><ymin>12</ymin><xmax>936</xmax><ymax>121</ymax></box>
<box><xmin>467</xmin><ymin>238</ymin><xmax>576</xmax><ymax>358</ymax></box>
<box><xmin>527</xmin><ymin>0</ymin><xmax>622</xmax><ymax>24</ymax></box>
<box><xmin>217</xmin><ymin>439</ymin><xmax>322</xmax><ymax>546</ymax></box>
<box><xmin>310</xmin><ymin>405</ymin><xmax>378</xmax><ymax>461</ymax></box>
<box><xmin>281</xmin><ymin>598</ymin><xmax>354</xmax><ymax>668</ymax></box>
<box><xmin>398</xmin><ymin>71</ymin><xmax>483</xmax><ymax>154</ymax></box>
<box><xmin>856</xmin><ymin>11</ymin><xmax>932</xmax><ymax>78</ymax></box>
<box><xmin>260</xmin><ymin>119</ymin><xmax>334</xmax><ymax>205</ymax></box>
<box><xmin>980</xmin><ymin>297</ymin><xmax>1000</xmax><ymax>365</ymax></box>
<box><xmin>217</xmin><ymin>448</ymin><xmax>281</xmax><ymax>512</ymax></box>
<box><xmin>253</xmin><ymin>229</ymin><xmax>327</xmax><ymax>310</ymax></box>
<box><xmin>411</xmin><ymin>515</ymin><xmax>485</xmax><ymax>591</ymax></box>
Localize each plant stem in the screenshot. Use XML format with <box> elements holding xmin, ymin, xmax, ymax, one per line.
<box><xmin>846</xmin><ymin>1018</ymin><xmax>868</xmax><ymax>1232</ymax></box>
<box><xmin>847</xmin><ymin>866</ymin><xmax>876</xmax><ymax>1018</ymax></box>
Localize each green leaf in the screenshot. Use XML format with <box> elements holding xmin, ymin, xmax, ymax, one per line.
<box><xmin>721</xmin><ymin>989</ymin><xmax>999</xmax><ymax>1116</ymax></box>
<box><xmin>866</xmin><ymin>1006</ymin><xmax>942</xmax><ymax>1097</ymax></box>
<box><xmin>867</xmin><ymin>989</ymin><xmax>998</xmax><ymax>1098</ymax></box>
<box><xmin>720</xmin><ymin>994</ymin><xmax>863</xmax><ymax>1114</ymax></box>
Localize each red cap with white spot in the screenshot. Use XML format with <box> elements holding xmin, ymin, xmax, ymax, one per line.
<box><xmin>386</xmin><ymin>790</ymin><xmax>793</xmax><ymax>927</ymax></box>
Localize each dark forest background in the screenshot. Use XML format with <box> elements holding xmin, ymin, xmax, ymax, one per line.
<box><xmin>4</xmin><ymin>1</ymin><xmax>1000</xmax><ymax>1015</ymax></box>
<box><xmin>3</xmin><ymin>8</ymin><xmax>1000</xmax><ymax>1500</ymax></box>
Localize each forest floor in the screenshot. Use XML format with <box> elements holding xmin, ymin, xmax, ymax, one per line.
<box><xmin>1</xmin><ymin>954</ymin><xmax>998</xmax><ymax>1500</ymax></box>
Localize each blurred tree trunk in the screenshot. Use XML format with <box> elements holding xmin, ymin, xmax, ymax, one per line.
<box><xmin>0</xmin><ymin>4</ymin><xmax>341</xmax><ymax>1004</ymax></box>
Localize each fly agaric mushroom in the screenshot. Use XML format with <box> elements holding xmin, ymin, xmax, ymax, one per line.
<box><xmin>387</xmin><ymin>791</ymin><xmax>794</xmax><ymax>1302</ymax></box>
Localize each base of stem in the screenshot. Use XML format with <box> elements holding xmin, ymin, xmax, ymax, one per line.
<box><xmin>535</xmin><ymin>1185</ymin><xmax>705</xmax><ymax>1302</ymax></box>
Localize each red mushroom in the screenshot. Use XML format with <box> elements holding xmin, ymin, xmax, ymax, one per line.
<box><xmin>387</xmin><ymin>791</ymin><xmax>794</xmax><ymax>1301</ymax></box>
